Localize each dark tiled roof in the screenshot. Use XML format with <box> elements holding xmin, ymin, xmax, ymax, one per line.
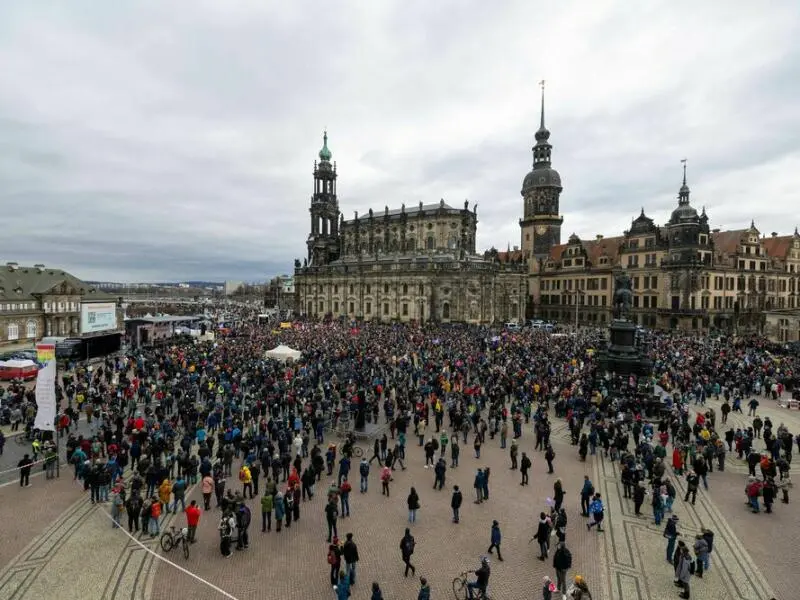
<box><xmin>343</xmin><ymin>202</ymin><xmax>463</xmax><ymax>223</ymax></box>
<box><xmin>547</xmin><ymin>236</ymin><xmax>624</xmax><ymax>266</ymax></box>
<box><xmin>761</xmin><ymin>235</ymin><xmax>793</xmax><ymax>259</ymax></box>
<box><xmin>711</xmin><ymin>229</ymin><xmax>747</xmax><ymax>256</ymax></box>
<box><xmin>0</xmin><ymin>264</ymin><xmax>113</xmax><ymax>302</ymax></box>
<box><xmin>496</xmin><ymin>250</ymin><xmax>524</xmax><ymax>263</ymax></box>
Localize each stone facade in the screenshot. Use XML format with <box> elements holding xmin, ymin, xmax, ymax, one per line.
<box><xmin>0</xmin><ymin>262</ymin><xmax>122</xmax><ymax>347</ymax></box>
<box><xmin>294</xmin><ymin>134</ymin><xmax>527</xmax><ymax>323</ymax></box>
<box><xmin>528</xmin><ymin>168</ymin><xmax>800</xmax><ymax>333</ymax></box>
<box><xmin>764</xmin><ymin>310</ymin><xmax>800</xmax><ymax>343</ymax></box>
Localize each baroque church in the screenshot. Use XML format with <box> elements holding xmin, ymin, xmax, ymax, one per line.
<box><xmin>292</xmin><ymin>116</ymin><xmax>548</xmax><ymax>323</ymax></box>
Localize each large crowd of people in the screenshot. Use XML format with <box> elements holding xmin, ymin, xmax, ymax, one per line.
<box><xmin>1</xmin><ymin>309</ymin><xmax>798</xmax><ymax>599</ymax></box>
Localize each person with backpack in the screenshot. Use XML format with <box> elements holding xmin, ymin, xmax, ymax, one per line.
<box><xmin>487</xmin><ymin>520</ymin><xmax>504</xmax><ymax>561</ymax></box>
<box><xmin>274</xmin><ymin>490</ymin><xmax>285</xmax><ymax>532</ymax></box>
<box><xmin>327</xmin><ymin>537</ymin><xmax>342</xmax><ymax>586</ymax></box>
<box><xmin>235</xmin><ymin>501</ymin><xmax>251</xmax><ymax>550</ymax></box>
<box><xmin>342</xmin><ymin>532</ymin><xmax>360</xmax><ymax>585</ymax></box>
<box><xmin>325</xmin><ymin>497</ymin><xmax>339</xmax><ymax>542</ymax></box>
<box><xmin>586</xmin><ymin>494</ymin><xmax>604</xmax><ymax>532</ymax></box>
<box><xmin>533</xmin><ymin>512</ymin><xmax>551</xmax><ymax>560</ymax></box>
<box><xmin>260</xmin><ymin>491</ymin><xmax>273</xmax><ymax>532</ymax></box>
<box><xmin>552</xmin><ymin>541</ymin><xmax>573</xmax><ymax>596</ymax></box>
<box><xmin>218</xmin><ymin>511</ymin><xmax>235</xmax><ymax>557</ymax></box>
<box><xmin>664</xmin><ymin>515</ymin><xmax>680</xmax><ymax>561</ymax></box>
<box><xmin>239</xmin><ymin>464</ymin><xmax>252</xmax><ymax>498</ymax></box>
<box><xmin>451</xmin><ymin>485</ymin><xmax>463</xmax><ymax>523</ymax></box>
<box><xmin>520</xmin><ymin>452</ymin><xmax>532</xmax><ymax>485</ymax></box>
<box><xmin>544</xmin><ymin>444</ymin><xmax>556</xmax><ymax>474</ymax></box>
<box><xmin>340</xmin><ymin>478</ymin><xmax>352</xmax><ymax>517</ymax></box>
<box><xmin>380</xmin><ymin>465</ymin><xmax>392</xmax><ymax>496</ymax></box>
<box><xmin>359</xmin><ymin>458</ymin><xmax>370</xmax><ymax>493</ymax></box>
<box><xmin>580</xmin><ymin>476</ymin><xmax>594</xmax><ymax>516</ymax></box>
<box><xmin>400</xmin><ymin>528</ymin><xmax>416</xmax><ymax>577</ymax></box>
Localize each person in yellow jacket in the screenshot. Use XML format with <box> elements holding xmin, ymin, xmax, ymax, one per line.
<box><xmin>158</xmin><ymin>479</ymin><xmax>173</xmax><ymax>514</ymax></box>
<box><xmin>239</xmin><ymin>464</ymin><xmax>253</xmax><ymax>498</ymax></box>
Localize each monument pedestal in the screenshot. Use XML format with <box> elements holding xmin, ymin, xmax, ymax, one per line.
<box><xmin>595</xmin><ymin>318</ymin><xmax>652</xmax><ymax>377</ymax></box>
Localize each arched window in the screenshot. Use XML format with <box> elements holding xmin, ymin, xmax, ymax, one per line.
<box><xmin>26</xmin><ymin>320</ymin><xmax>37</xmax><ymax>339</ymax></box>
<box><xmin>406</xmin><ymin>239</ymin><xmax>416</xmax><ymax>252</ymax></box>
<box><xmin>426</xmin><ymin>236</ymin><xmax>435</xmax><ymax>250</ymax></box>
<box><xmin>442</xmin><ymin>303</ymin><xmax>450</xmax><ymax>319</ymax></box>
<box><xmin>8</xmin><ymin>322</ymin><xmax>19</xmax><ymax>340</ymax></box>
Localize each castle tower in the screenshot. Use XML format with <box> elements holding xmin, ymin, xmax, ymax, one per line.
<box><xmin>519</xmin><ymin>81</ymin><xmax>563</xmax><ymax>261</ymax></box>
<box><xmin>307</xmin><ymin>131</ymin><xmax>340</xmax><ymax>266</ymax></box>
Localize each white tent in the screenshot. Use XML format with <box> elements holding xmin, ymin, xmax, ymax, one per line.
<box><xmin>265</xmin><ymin>344</ymin><xmax>302</xmax><ymax>361</ymax></box>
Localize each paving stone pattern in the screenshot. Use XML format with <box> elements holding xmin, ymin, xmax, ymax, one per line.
<box><xmin>1</xmin><ymin>401</ymin><xmax>796</xmax><ymax>600</ymax></box>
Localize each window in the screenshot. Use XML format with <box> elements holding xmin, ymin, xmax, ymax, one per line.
<box><xmin>366</xmin><ymin>285</ymin><xmax>371</xmax><ymax>294</ymax></box>
<box><xmin>383</xmin><ymin>303</ymin><xmax>389</xmax><ymax>315</ymax></box>
<box><xmin>600</xmin><ymin>278</ymin><xmax>608</xmax><ymax>290</ymax></box>
<box><xmin>349</xmin><ymin>284</ymin><xmax>354</xmax><ymax>294</ymax></box>
<box><xmin>426</xmin><ymin>236</ymin><xmax>435</xmax><ymax>250</ymax></box>
<box><xmin>402</xmin><ymin>303</ymin><xmax>408</xmax><ymax>316</ymax></box>
<box><xmin>26</xmin><ymin>320</ymin><xmax>37</xmax><ymax>338</ymax></box>
<box><xmin>442</xmin><ymin>303</ymin><xmax>450</xmax><ymax>319</ymax></box>
<box><xmin>319</xmin><ymin>301</ymin><xmax>324</xmax><ymax>312</ymax></box>
<box><xmin>384</xmin><ymin>284</ymin><xmax>389</xmax><ymax>294</ymax></box>
<box><xmin>334</xmin><ymin>285</ymin><xmax>339</xmax><ymax>294</ymax></box>
<box><xmin>349</xmin><ymin>302</ymin><xmax>354</xmax><ymax>313</ymax></box>
<box><xmin>366</xmin><ymin>302</ymin><xmax>372</xmax><ymax>314</ymax></box>
<box><xmin>7</xmin><ymin>322</ymin><xmax>19</xmax><ymax>340</ymax></box>
<box><xmin>334</xmin><ymin>301</ymin><xmax>339</xmax><ymax>313</ymax></box>
<box><xmin>402</xmin><ymin>284</ymin><xmax>408</xmax><ymax>295</ymax></box>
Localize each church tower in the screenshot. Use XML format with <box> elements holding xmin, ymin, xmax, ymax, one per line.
<box><xmin>519</xmin><ymin>81</ymin><xmax>563</xmax><ymax>260</ymax></box>
<box><xmin>307</xmin><ymin>131</ymin><xmax>340</xmax><ymax>266</ymax></box>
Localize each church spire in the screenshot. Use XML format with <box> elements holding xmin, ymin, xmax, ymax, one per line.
<box><xmin>539</xmin><ymin>79</ymin><xmax>546</xmax><ymax>131</ymax></box>
<box><xmin>678</xmin><ymin>158</ymin><xmax>690</xmax><ymax>205</ymax></box>
<box><xmin>533</xmin><ymin>80</ymin><xmax>552</xmax><ymax>169</ymax></box>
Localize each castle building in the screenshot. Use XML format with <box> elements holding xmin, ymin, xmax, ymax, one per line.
<box><xmin>294</xmin><ymin>93</ymin><xmax>800</xmax><ymax>333</ymax></box>
<box><xmin>527</xmin><ymin>160</ymin><xmax>800</xmax><ymax>334</ymax></box>
<box><xmin>294</xmin><ymin>133</ymin><xmax>527</xmax><ymax>323</ymax></box>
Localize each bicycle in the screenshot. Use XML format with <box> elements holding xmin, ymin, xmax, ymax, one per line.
<box><xmin>452</xmin><ymin>571</ymin><xmax>492</xmax><ymax>600</ymax></box>
<box><xmin>160</xmin><ymin>525</ymin><xmax>190</xmax><ymax>559</ymax></box>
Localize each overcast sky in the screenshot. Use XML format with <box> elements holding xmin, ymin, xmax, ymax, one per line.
<box><xmin>1</xmin><ymin>1</ymin><xmax>799</xmax><ymax>283</ymax></box>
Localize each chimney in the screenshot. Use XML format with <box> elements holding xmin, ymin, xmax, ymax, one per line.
<box><xmin>596</xmin><ymin>234</ymin><xmax>603</xmax><ymax>240</ymax></box>
<box><xmin>34</xmin><ymin>263</ymin><xmax>45</xmax><ymax>273</ymax></box>
<box><xmin>6</xmin><ymin>262</ymin><xmax>18</xmax><ymax>271</ymax></box>
<box><xmin>771</xmin><ymin>232</ymin><xmax>778</xmax><ymax>238</ymax></box>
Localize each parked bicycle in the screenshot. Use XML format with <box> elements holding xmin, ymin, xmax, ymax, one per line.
<box><xmin>452</xmin><ymin>571</ymin><xmax>492</xmax><ymax>600</ymax></box>
<box><xmin>160</xmin><ymin>525</ymin><xmax>190</xmax><ymax>559</ymax></box>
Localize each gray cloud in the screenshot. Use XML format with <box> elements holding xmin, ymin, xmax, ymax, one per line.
<box><xmin>1</xmin><ymin>1</ymin><xmax>799</xmax><ymax>282</ymax></box>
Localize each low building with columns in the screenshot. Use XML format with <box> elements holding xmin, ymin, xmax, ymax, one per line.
<box><xmin>0</xmin><ymin>262</ymin><xmax>123</xmax><ymax>347</ymax></box>
<box><xmin>294</xmin><ymin>134</ymin><xmax>527</xmax><ymax>323</ymax></box>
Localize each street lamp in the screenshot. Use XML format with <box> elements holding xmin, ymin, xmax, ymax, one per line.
<box><xmin>566</xmin><ymin>289</ymin><xmax>586</xmax><ymax>332</ymax></box>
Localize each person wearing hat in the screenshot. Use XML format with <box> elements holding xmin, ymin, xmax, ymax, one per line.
<box><xmin>570</xmin><ymin>575</ymin><xmax>592</xmax><ymax>599</ymax></box>
<box><xmin>487</xmin><ymin>520</ymin><xmax>504</xmax><ymax>561</ymax></box>
<box><xmin>663</xmin><ymin>514</ymin><xmax>680</xmax><ymax>562</ymax></box>
<box><xmin>542</xmin><ymin>575</ymin><xmax>555</xmax><ymax>600</ymax></box>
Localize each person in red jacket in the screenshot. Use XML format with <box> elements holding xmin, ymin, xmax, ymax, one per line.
<box><xmin>185</xmin><ymin>500</ymin><xmax>201</xmax><ymax>543</ymax></box>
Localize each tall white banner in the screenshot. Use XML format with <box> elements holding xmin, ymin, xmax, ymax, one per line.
<box><xmin>34</xmin><ymin>359</ymin><xmax>57</xmax><ymax>431</ymax></box>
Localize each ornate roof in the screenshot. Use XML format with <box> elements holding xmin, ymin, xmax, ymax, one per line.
<box><xmin>318</xmin><ymin>130</ymin><xmax>332</xmax><ymax>162</ymax></box>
